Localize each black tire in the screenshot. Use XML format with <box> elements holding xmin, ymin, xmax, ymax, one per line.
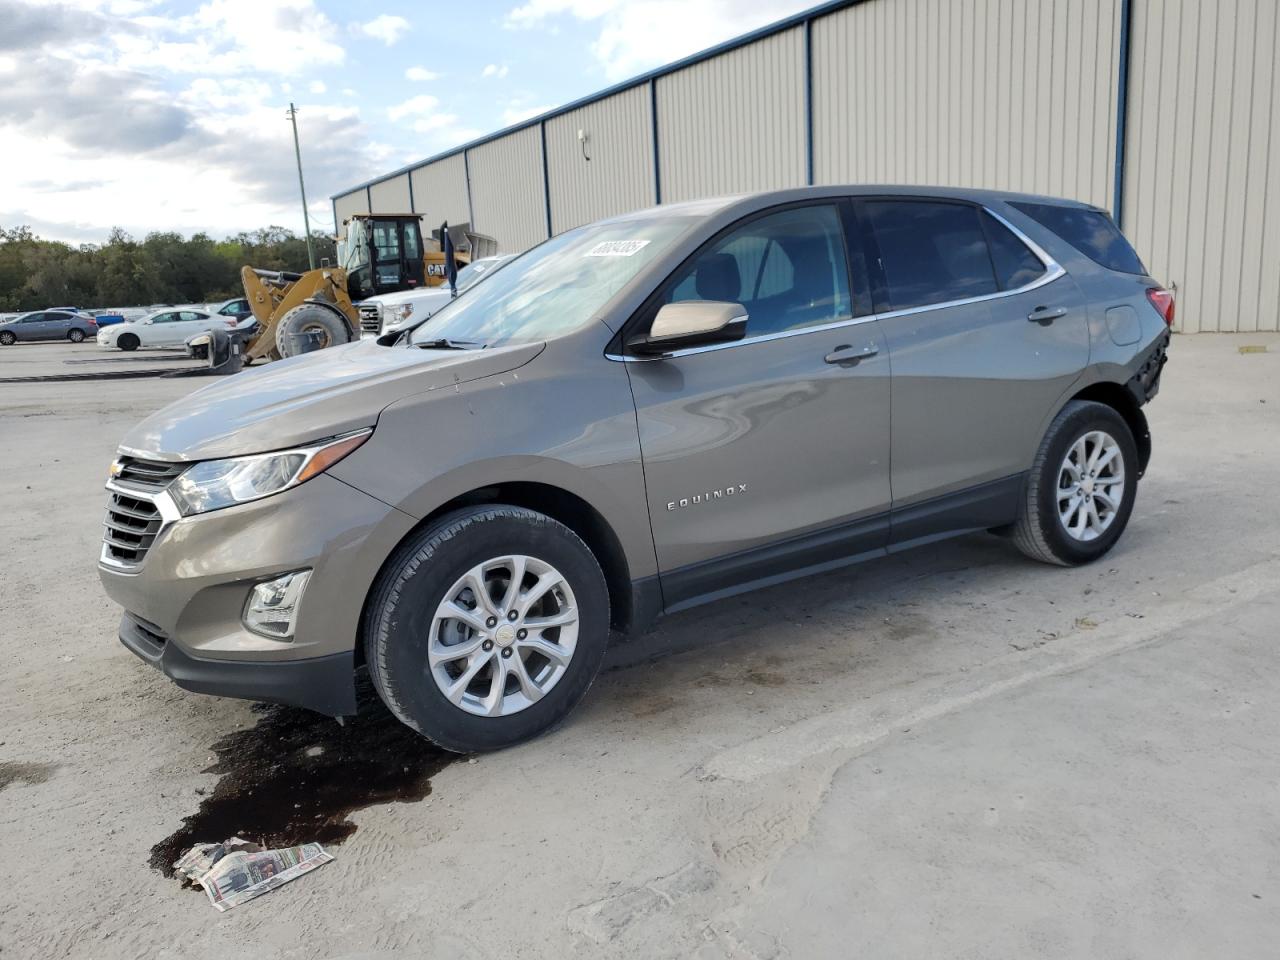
<box><xmin>117</xmin><ymin>333</ymin><xmax>139</xmax><ymax>352</ymax></box>
<box><xmin>1012</xmin><ymin>400</ymin><xmax>1139</xmax><ymax>566</ymax></box>
<box><xmin>274</xmin><ymin>303</ymin><xmax>352</xmax><ymax>357</ymax></box>
<box><xmin>67</xmin><ymin>329</ymin><xmax>85</xmax><ymax>343</ymax></box>
<box><xmin>0</xmin><ymin>331</ymin><xmax>15</xmax><ymax>346</ymax></box>
<box><xmin>364</xmin><ymin>505</ymin><xmax>610</xmax><ymax>753</ymax></box>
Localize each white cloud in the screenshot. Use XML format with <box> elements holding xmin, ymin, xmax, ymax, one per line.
<box><xmin>501</xmin><ymin>102</ymin><xmax>552</xmax><ymax>125</ymax></box>
<box><xmin>405</xmin><ymin>66</ymin><xmax>439</xmax><ymax>81</ymax></box>
<box><xmin>357</xmin><ymin>14</ymin><xmax>410</xmax><ymax>46</ymax></box>
<box><xmin>309</xmin><ymin>79</ymin><xmax>326</xmax><ymax>93</ymax></box>
<box><xmin>481</xmin><ymin>63</ymin><xmax>509</xmax><ymax>79</ymax></box>
<box><xmin>504</xmin><ymin>0</ymin><xmax>810</xmax><ymax>80</ymax></box>
<box><xmin>386</xmin><ymin>94</ymin><xmax>440</xmax><ymax>123</ymax></box>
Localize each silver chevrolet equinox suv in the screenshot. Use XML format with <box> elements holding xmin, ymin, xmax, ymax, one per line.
<box><xmin>99</xmin><ymin>186</ymin><xmax>1172</xmax><ymax>752</ymax></box>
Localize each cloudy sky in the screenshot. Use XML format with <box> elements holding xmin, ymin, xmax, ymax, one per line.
<box><xmin>0</xmin><ymin>0</ymin><xmax>813</xmax><ymax>245</ymax></box>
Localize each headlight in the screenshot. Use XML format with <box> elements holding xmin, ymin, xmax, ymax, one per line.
<box><xmin>168</xmin><ymin>430</ymin><xmax>371</xmax><ymax>516</ymax></box>
<box><xmin>392</xmin><ymin>304</ymin><xmax>414</xmax><ymax>323</ymax></box>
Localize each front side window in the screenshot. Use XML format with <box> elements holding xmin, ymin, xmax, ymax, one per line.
<box><xmin>180</xmin><ymin>311</ymin><xmax>205</xmax><ymax>322</ymax></box>
<box><xmin>865</xmin><ymin>200</ymin><xmax>997</xmax><ymax>310</ymax></box>
<box><xmin>152</xmin><ymin>312</ymin><xmax>178</xmax><ymax>324</ymax></box>
<box><xmin>21</xmin><ymin>313</ymin><xmax>45</xmax><ymax>323</ymax></box>
<box><xmin>664</xmin><ymin>204</ymin><xmax>852</xmax><ymax>338</ymax></box>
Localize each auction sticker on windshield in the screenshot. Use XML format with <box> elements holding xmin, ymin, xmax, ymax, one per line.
<box><xmin>584</xmin><ymin>240</ymin><xmax>651</xmax><ymax>257</ymax></box>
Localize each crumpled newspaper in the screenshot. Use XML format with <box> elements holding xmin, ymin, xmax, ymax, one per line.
<box><xmin>173</xmin><ymin>836</ymin><xmax>333</xmax><ymax>912</ymax></box>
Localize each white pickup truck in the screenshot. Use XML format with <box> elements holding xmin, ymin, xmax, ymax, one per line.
<box><xmin>357</xmin><ymin>255</ymin><xmax>513</xmax><ymax>337</ymax></box>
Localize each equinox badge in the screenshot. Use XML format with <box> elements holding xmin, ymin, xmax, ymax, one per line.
<box><xmin>667</xmin><ymin>484</ymin><xmax>747</xmax><ymax>511</ymax></box>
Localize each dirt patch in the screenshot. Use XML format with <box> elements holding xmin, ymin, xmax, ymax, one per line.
<box><xmin>149</xmin><ymin>687</ymin><xmax>455</xmax><ymax>877</ymax></box>
<box><xmin>0</xmin><ymin>760</ymin><xmax>58</xmax><ymax>791</ymax></box>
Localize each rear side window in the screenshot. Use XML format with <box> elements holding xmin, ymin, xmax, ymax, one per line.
<box><xmin>1010</xmin><ymin>201</ymin><xmax>1146</xmax><ymax>274</ymax></box>
<box><xmin>981</xmin><ymin>212</ymin><xmax>1046</xmax><ymax>290</ymax></box>
<box><xmin>864</xmin><ymin>200</ymin><xmax>997</xmax><ymax>310</ymax></box>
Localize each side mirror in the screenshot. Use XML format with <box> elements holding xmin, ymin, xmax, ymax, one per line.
<box><xmin>627</xmin><ymin>301</ymin><xmax>748</xmax><ymax>356</ymax></box>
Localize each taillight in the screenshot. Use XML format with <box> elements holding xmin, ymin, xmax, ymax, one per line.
<box><xmin>1146</xmin><ymin>287</ymin><xmax>1175</xmax><ymax>327</ymax></box>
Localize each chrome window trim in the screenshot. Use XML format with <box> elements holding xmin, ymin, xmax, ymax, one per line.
<box><xmin>99</xmin><ymin>480</ymin><xmax>183</xmax><ymax>574</ymax></box>
<box><xmin>606</xmin><ymin>203</ymin><xmax>1063</xmax><ymax>363</ymax></box>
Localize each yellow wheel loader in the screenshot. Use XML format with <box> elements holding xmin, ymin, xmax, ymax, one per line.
<box><xmin>241</xmin><ymin>214</ymin><xmax>473</xmax><ymax>362</ymax></box>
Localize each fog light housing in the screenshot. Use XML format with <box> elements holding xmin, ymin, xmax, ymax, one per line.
<box><xmin>243</xmin><ymin>570</ymin><xmax>312</xmax><ymax>639</ymax></box>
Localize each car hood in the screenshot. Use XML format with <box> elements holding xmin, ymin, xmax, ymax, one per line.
<box><xmin>120</xmin><ymin>338</ymin><xmax>545</xmax><ymax>461</ymax></box>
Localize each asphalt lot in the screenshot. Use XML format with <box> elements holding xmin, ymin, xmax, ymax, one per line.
<box><xmin>2</xmin><ymin>334</ymin><xmax>1279</xmax><ymax>959</ymax></box>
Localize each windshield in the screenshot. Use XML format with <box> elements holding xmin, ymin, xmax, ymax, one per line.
<box><xmin>408</xmin><ymin>216</ymin><xmax>696</xmax><ymax>348</ymax></box>
<box><xmin>341</xmin><ymin>219</ymin><xmax>370</xmax><ymax>272</ymax></box>
<box><xmin>455</xmin><ymin>257</ymin><xmax>510</xmax><ymax>293</ymax></box>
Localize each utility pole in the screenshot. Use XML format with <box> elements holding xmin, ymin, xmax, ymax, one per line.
<box><xmin>287</xmin><ymin>102</ymin><xmax>316</xmax><ymax>270</ymax></box>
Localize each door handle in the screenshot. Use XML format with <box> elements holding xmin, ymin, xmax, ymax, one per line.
<box><xmin>1027</xmin><ymin>306</ymin><xmax>1067</xmax><ymax>324</ymax></box>
<box><xmin>824</xmin><ymin>343</ymin><xmax>879</xmax><ymax>365</ymax></box>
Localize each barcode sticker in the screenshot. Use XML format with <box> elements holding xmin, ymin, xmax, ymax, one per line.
<box><xmin>584</xmin><ymin>240</ymin><xmax>651</xmax><ymax>257</ymax></box>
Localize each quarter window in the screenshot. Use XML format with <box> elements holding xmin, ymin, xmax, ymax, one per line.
<box><xmin>981</xmin><ymin>212</ymin><xmax>1046</xmax><ymax>290</ymax></box>
<box><xmin>666</xmin><ymin>205</ymin><xmax>852</xmax><ymax>338</ymax></box>
<box><xmin>865</xmin><ymin>200</ymin><xmax>997</xmax><ymax>310</ymax></box>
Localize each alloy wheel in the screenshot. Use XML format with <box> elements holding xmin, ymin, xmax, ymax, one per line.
<box><xmin>428</xmin><ymin>555</ymin><xmax>579</xmax><ymax>717</ymax></box>
<box><xmin>1057</xmin><ymin>430</ymin><xmax>1125</xmax><ymax>541</ymax></box>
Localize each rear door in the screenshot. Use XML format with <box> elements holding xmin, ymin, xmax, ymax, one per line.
<box><xmin>43</xmin><ymin>312</ymin><xmax>74</xmax><ymax>339</ymax></box>
<box><xmin>624</xmin><ymin>202</ymin><xmax>891</xmax><ymax>607</ymax></box>
<box><xmin>856</xmin><ymin>198</ymin><xmax>1088</xmax><ymax>511</ymax></box>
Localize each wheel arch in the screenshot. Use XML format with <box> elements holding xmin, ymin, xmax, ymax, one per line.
<box><xmin>1066</xmin><ymin>381</ymin><xmax>1151</xmax><ymax>477</ymax></box>
<box><xmin>356</xmin><ymin>480</ymin><xmax>641</xmax><ymax>668</ymax></box>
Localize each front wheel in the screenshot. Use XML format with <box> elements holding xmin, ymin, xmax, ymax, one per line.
<box><xmin>274</xmin><ymin>303</ymin><xmax>352</xmax><ymax>358</ymax></box>
<box><xmin>0</xmin><ymin>331</ymin><xmax>15</xmax><ymax>346</ymax></box>
<box><xmin>117</xmin><ymin>333</ymin><xmax>139</xmax><ymax>352</ymax></box>
<box><xmin>364</xmin><ymin>506</ymin><xmax>610</xmax><ymax>752</ymax></box>
<box><xmin>1012</xmin><ymin>400</ymin><xmax>1139</xmax><ymax>566</ymax></box>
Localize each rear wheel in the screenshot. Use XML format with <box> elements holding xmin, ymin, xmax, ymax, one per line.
<box><xmin>1012</xmin><ymin>400</ymin><xmax>1138</xmax><ymax>566</ymax></box>
<box><xmin>274</xmin><ymin>303</ymin><xmax>352</xmax><ymax>358</ymax></box>
<box><xmin>117</xmin><ymin>333</ymin><xmax>139</xmax><ymax>352</ymax></box>
<box><xmin>0</xmin><ymin>331</ymin><xmax>15</xmax><ymax>346</ymax></box>
<box><xmin>67</xmin><ymin>329</ymin><xmax>85</xmax><ymax>343</ymax></box>
<box><xmin>364</xmin><ymin>505</ymin><xmax>610</xmax><ymax>753</ymax></box>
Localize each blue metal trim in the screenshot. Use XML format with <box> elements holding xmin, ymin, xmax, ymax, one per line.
<box><xmin>331</xmin><ymin>0</ymin><xmax>873</xmax><ymax>200</ymax></box>
<box><xmin>364</xmin><ymin>185</ymin><xmax>372</xmax><ymax>212</ymax></box>
<box><xmin>1113</xmin><ymin>0</ymin><xmax>1133</xmax><ymax>228</ymax></box>
<box><xmin>804</xmin><ymin>18</ymin><xmax>815</xmax><ymax>186</ymax></box>
<box><xmin>407</xmin><ymin>170</ymin><xmax>415</xmax><ymax>213</ymax></box>
<box><xmin>540</xmin><ymin>122</ymin><xmax>553</xmax><ymax>237</ymax></box>
<box><xmin>650</xmin><ymin>78</ymin><xmax>662</xmax><ymax>205</ymax></box>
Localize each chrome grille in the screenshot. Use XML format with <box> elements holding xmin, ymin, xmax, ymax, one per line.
<box><xmin>358</xmin><ymin>303</ymin><xmax>382</xmax><ymax>334</ymax></box>
<box><xmin>115</xmin><ymin>456</ymin><xmax>184</xmax><ymax>488</ymax></box>
<box><xmin>103</xmin><ymin>491</ymin><xmax>163</xmax><ymax>565</ymax></box>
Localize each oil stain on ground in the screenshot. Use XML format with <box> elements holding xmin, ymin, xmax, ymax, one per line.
<box><xmin>149</xmin><ymin>682</ymin><xmax>454</xmax><ymax>877</ymax></box>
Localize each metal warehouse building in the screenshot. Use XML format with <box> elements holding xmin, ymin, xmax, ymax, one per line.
<box><xmin>333</xmin><ymin>0</ymin><xmax>1280</xmax><ymax>334</ymax></box>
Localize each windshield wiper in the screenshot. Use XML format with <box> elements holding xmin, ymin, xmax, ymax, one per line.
<box><xmin>413</xmin><ymin>337</ymin><xmax>484</xmax><ymax>351</ymax></box>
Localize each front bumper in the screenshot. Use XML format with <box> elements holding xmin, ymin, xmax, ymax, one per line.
<box><xmin>99</xmin><ymin>472</ymin><xmax>418</xmax><ymax>715</ymax></box>
<box><xmin>120</xmin><ymin>612</ymin><xmax>357</xmax><ymax>715</ymax></box>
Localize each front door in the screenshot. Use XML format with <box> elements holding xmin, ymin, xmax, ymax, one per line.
<box><xmin>19</xmin><ymin>313</ymin><xmax>52</xmax><ymax>340</ymax></box>
<box><xmin>857</xmin><ymin>198</ymin><xmax>1089</xmax><ymax>507</ymax></box>
<box><xmin>623</xmin><ymin>203</ymin><xmax>891</xmax><ymax>608</ymax></box>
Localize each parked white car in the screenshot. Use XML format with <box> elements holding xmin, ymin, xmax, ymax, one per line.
<box><xmin>358</xmin><ymin>255</ymin><xmax>513</xmax><ymax>336</ymax></box>
<box><xmin>97</xmin><ymin>308</ymin><xmax>236</xmax><ymax>351</ymax></box>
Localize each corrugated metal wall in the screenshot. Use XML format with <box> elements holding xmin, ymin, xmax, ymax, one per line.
<box><xmin>1124</xmin><ymin>0</ymin><xmax>1280</xmax><ymax>333</ymax></box>
<box><xmin>410</xmin><ymin>154</ymin><xmax>471</xmax><ymax>229</ymax></box>
<box><xmin>333</xmin><ymin>0</ymin><xmax>1280</xmax><ymax>332</ymax></box>
<box><xmin>367</xmin><ymin>174</ymin><xmax>412</xmax><ymax>213</ymax></box>
<box><xmin>655</xmin><ymin>27</ymin><xmax>807</xmax><ymax>203</ymax></box>
<box><xmin>333</xmin><ymin>190</ymin><xmax>370</xmax><ymax>229</ymax></box>
<box><xmin>545</xmin><ymin>86</ymin><xmax>656</xmax><ymax>234</ymax></box>
<box><xmin>466</xmin><ymin>127</ymin><xmax>549</xmax><ymax>252</ymax></box>
<box><xmin>812</xmin><ymin>0</ymin><xmax>1120</xmax><ymax>210</ymax></box>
